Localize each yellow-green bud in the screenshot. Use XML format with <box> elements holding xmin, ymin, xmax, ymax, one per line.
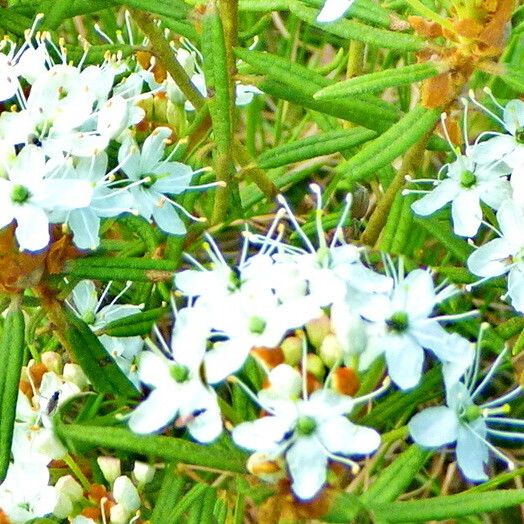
<box><xmin>306</xmin><ymin>353</ymin><xmax>325</xmax><ymax>381</ymax></box>
<box><xmin>305</xmin><ymin>315</ymin><xmax>331</xmax><ymax>349</ymax></box>
<box><xmin>319</xmin><ymin>334</ymin><xmax>343</xmax><ymax>368</ymax></box>
<box><xmin>41</xmin><ymin>351</ymin><xmax>63</xmax><ymax>375</ymax></box>
<box><xmin>280</xmin><ymin>336</ymin><xmax>302</xmax><ymax>366</ymax></box>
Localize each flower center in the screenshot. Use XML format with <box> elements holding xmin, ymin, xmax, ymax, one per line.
<box><xmin>460</xmin><ymin>170</ymin><xmax>477</xmax><ymax>189</ymax></box>
<box><xmin>459</xmin><ymin>404</ymin><xmax>482</xmax><ymax>423</ymax></box>
<box><xmin>170</xmin><ymin>363</ymin><xmax>190</xmax><ymax>383</ymax></box>
<box><xmin>10</xmin><ymin>184</ymin><xmax>32</xmax><ymax>204</ymax></box>
<box><xmin>386</xmin><ymin>311</ymin><xmax>409</xmax><ymax>333</ymax></box>
<box><xmin>140</xmin><ymin>173</ymin><xmax>157</xmax><ymax>188</ymax></box>
<box><xmin>515</xmin><ymin>126</ymin><xmax>524</xmax><ymax>144</ymax></box>
<box><xmin>296</xmin><ymin>416</ymin><xmax>317</xmax><ymax>436</ymax></box>
<box><xmin>249</xmin><ymin>316</ymin><xmax>267</xmax><ymax>335</ymax></box>
<box><xmin>82</xmin><ymin>311</ymin><xmax>97</xmax><ymax>325</ymax></box>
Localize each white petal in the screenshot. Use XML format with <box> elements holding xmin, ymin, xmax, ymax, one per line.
<box><xmin>113</xmin><ymin>475</ymin><xmax>140</xmax><ymax>512</ymax></box>
<box><xmin>318</xmin><ymin>417</ymin><xmax>380</xmax><ymax>455</ymax></box>
<box><xmin>14</xmin><ymin>205</ymin><xmax>50</xmax><ymax>251</ymax></box>
<box><xmin>479</xmin><ymin>180</ymin><xmax>511</xmax><ymax>210</ymax></box>
<box><xmin>496</xmin><ymin>200</ymin><xmax>524</xmax><ymax>246</ymax></box>
<box><xmin>508</xmin><ymin>267</ymin><xmax>524</xmax><ymax>313</ymax></box>
<box><xmin>35</xmin><ymin>180</ymin><xmax>94</xmax><ymax>210</ymax></box>
<box><xmin>473</xmin><ymin>135</ymin><xmax>515</xmax><ymax>164</ymax></box>
<box><xmin>402</xmin><ymin>269</ymin><xmax>436</xmax><ymax>319</ymax></box>
<box><xmin>136</xmin><ymin>352</ymin><xmax>173</xmax><ymax>390</ymax></box>
<box><xmin>411</xmin><ymin>179</ymin><xmax>459</xmax><ymax>216</ymax></box>
<box><xmin>316</xmin><ymin>0</ymin><xmax>352</xmax><ymax>23</ymax></box>
<box><xmin>456</xmin><ymin>422</ymin><xmax>489</xmax><ymax>482</ymax></box>
<box><xmin>384</xmin><ymin>335</ymin><xmax>424</xmax><ymax>390</ymax></box>
<box><xmin>152</xmin><ymin>200</ymin><xmax>186</xmax><ymax>235</ymax></box>
<box><xmin>467</xmin><ymin>238</ymin><xmax>512</xmax><ymax>277</ymax></box>
<box><xmin>451</xmin><ymin>191</ymin><xmax>482</xmax><ymax>237</ymax></box>
<box><xmin>68</xmin><ymin>209</ymin><xmax>101</xmax><ymax>250</ymax></box>
<box><xmin>503</xmin><ymin>99</ymin><xmax>524</xmax><ymax>134</ymax></box>
<box><xmin>286</xmin><ymin>437</ymin><xmax>328</xmax><ymax>500</ymax></box>
<box><xmin>152</xmin><ymin>162</ymin><xmax>193</xmax><ymax>194</ymax></box>
<box><xmin>128</xmin><ymin>388</ymin><xmax>180</xmax><ymax>433</ymax></box>
<box><xmin>410</xmin><ymin>320</ymin><xmax>450</xmax><ymax>360</ymax></box>
<box><xmin>72</xmin><ymin>280</ymin><xmax>98</xmax><ymax>317</ymax></box>
<box><xmin>204</xmin><ymin>340</ymin><xmax>250</xmax><ymax>384</ymax></box>
<box><xmin>141</xmin><ymin>127</ymin><xmax>171</xmax><ymax>170</ymax></box>
<box><xmin>408</xmin><ymin>406</ymin><xmax>459</xmax><ymax>447</ymax></box>
<box><xmin>233</xmin><ymin>415</ymin><xmax>294</xmax><ymax>452</ymax></box>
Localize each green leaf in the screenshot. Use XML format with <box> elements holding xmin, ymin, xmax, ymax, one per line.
<box><xmin>289</xmin><ymin>1</ymin><xmax>424</xmax><ymax>52</ymax></box>
<box><xmin>0</xmin><ymin>305</ymin><xmax>25</xmax><ymax>482</ymax></box>
<box><xmin>314</xmin><ymin>62</ymin><xmax>442</xmax><ymax>99</ymax></box>
<box><xmin>97</xmin><ymin>307</ymin><xmax>168</xmax><ymax>337</ymax></box>
<box><xmin>362</xmin><ymin>445</ymin><xmax>430</xmax><ymax>505</ymax></box>
<box><xmin>331</xmin><ymin>105</ymin><xmax>440</xmax><ymax>187</ymax></box>
<box><xmin>415</xmin><ymin>217</ymin><xmax>474</xmax><ymax>262</ymax></box>
<box><xmin>371</xmin><ymin>489</ymin><xmax>524</xmax><ymax>522</ymax></box>
<box><xmin>0</xmin><ymin>6</ymin><xmax>32</xmax><ymax>35</ymax></box>
<box><xmin>64</xmin><ymin>310</ymin><xmax>139</xmax><ymax>398</ymax></box>
<box><xmin>151</xmin><ymin>463</ymin><xmax>187</xmax><ymax>523</ymax></box>
<box><xmin>303</xmin><ymin>0</ymin><xmax>392</xmax><ymax>28</ymax></box>
<box><xmin>236</xmin><ymin>48</ymin><xmax>401</xmax><ymax>133</ymax></box>
<box><xmin>55</xmin><ymin>423</ymin><xmax>248</xmax><ymax>473</ymax></box>
<box><xmin>117</xmin><ymin>0</ymin><xmax>189</xmax><ymax>19</ymax></box>
<box><xmin>256</xmin><ymin>127</ymin><xmax>376</xmax><ymax>169</ymax></box>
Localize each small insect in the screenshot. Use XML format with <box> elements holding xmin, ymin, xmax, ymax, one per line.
<box><xmin>46</xmin><ymin>391</ymin><xmax>60</xmax><ymax>415</ymax></box>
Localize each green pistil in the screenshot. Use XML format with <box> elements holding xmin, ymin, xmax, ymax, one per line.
<box><xmin>296</xmin><ymin>416</ymin><xmax>317</xmax><ymax>436</ymax></box>
<box><xmin>170</xmin><ymin>363</ymin><xmax>190</xmax><ymax>383</ymax></box>
<box><xmin>460</xmin><ymin>170</ymin><xmax>477</xmax><ymax>189</ymax></box>
<box><xmin>140</xmin><ymin>173</ymin><xmax>156</xmax><ymax>188</ymax></box>
<box><xmin>386</xmin><ymin>311</ymin><xmax>409</xmax><ymax>333</ymax></box>
<box><xmin>460</xmin><ymin>404</ymin><xmax>482</xmax><ymax>423</ymax></box>
<box><xmin>10</xmin><ymin>184</ymin><xmax>30</xmax><ymax>204</ymax></box>
<box><xmin>514</xmin><ymin>126</ymin><xmax>524</xmax><ymax>144</ymax></box>
<box><xmin>82</xmin><ymin>311</ymin><xmax>96</xmax><ymax>325</ymax></box>
<box><xmin>249</xmin><ymin>316</ymin><xmax>267</xmax><ymax>335</ymax></box>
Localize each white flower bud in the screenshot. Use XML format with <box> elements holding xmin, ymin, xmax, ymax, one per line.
<box><xmin>97</xmin><ymin>457</ymin><xmax>121</xmax><ymax>485</ymax></box>
<box><xmin>113</xmin><ymin>475</ymin><xmax>140</xmax><ymax>512</ymax></box>
<box><xmin>55</xmin><ymin>474</ymin><xmax>83</xmax><ymax>501</ymax></box>
<box><xmin>133</xmin><ymin>461</ymin><xmax>155</xmax><ymax>486</ymax></box>
<box><xmin>41</xmin><ymin>351</ymin><xmax>63</xmax><ymax>374</ymax></box>
<box><xmin>109</xmin><ymin>503</ymin><xmax>131</xmax><ymax>524</ymax></box>
<box><xmin>52</xmin><ymin>490</ymin><xmax>73</xmax><ymax>519</ymax></box>
<box><xmin>63</xmin><ymin>363</ymin><xmax>89</xmax><ymax>390</ymax></box>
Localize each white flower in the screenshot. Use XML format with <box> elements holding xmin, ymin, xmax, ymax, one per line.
<box><xmin>118</xmin><ymin>127</ymin><xmax>194</xmax><ymax>235</ymax></box>
<box><xmin>467</xmin><ymin>200</ymin><xmax>524</xmax><ymax>313</ymax></box>
<box><xmin>408</xmin><ymin>348</ymin><xmax>524</xmax><ymax>482</ymax></box>
<box><xmin>13</xmin><ymin>371</ymin><xmax>80</xmax><ymax>463</ymax></box>
<box><xmin>0</xmin><ymin>145</ymin><xmax>93</xmax><ymax>251</ymax></box>
<box><xmin>0</xmin><ymin>461</ymin><xmax>62</xmax><ymax>524</ymax></box>
<box><xmin>50</xmin><ymin>152</ymin><xmax>134</xmax><ymax>250</ymax></box>
<box><xmin>233</xmin><ymin>386</ymin><xmax>381</xmax><ymax>500</ymax></box>
<box><xmin>473</xmin><ymin>99</ymin><xmax>524</xmax><ymax>169</ymax></box>
<box><xmin>316</xmin><ymin>0</ymin><xmax>354</xmax><ymax>23</ymax></box>
<box><xmin>410</xmin><ymin>153</ymin><xmax>511</xmax><ymax>237</ymax></box>
<box><xmin>128</xmin><ymin>309</ymin><xmax>222</xmax><ymax>442</ymax></box>
<box><xmin>70</xmin><ymin>280</ymin><xmax>144</xmax><ymax>381</ymax></box>
<box><xmin>360</xmin><ymin>266</ymin><xmax>471</xmax><ymax>389</ymax></box>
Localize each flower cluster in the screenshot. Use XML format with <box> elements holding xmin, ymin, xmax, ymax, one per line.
<box><xmin>409</xmin><ymin>96</ymin><xmax>524</xmax><ymax>313</ymax></box>
<box><xmin>0</xmin><ymin>24</ymin><xmax>198</xmax><ymax>252</ymax></box>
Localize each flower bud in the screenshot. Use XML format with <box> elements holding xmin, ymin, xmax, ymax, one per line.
<box><xmin>63</xmin><ymin>363</ymin><xmax>89</xmax><ymax>390</ymax></box>
<box><xmin>306</xmin><ymin>354</ymin><xmax>325</xmax><ymax>381</ymax></box>
<box><xmin>247</xmin><ymin>452</ymin><xmax>285</xmax><ymax>484</ymax></box>
<box><xmin>305</xmin><ymin>315</ymin><xmax>331</xmax><ymax>349</ymax></box>
<box><xmin>109</xmin><ymin>503</ymin><xmax>131</xmax><ymax>524</ymax></box>
<box><xmin>113</xmin><ymin>476</ymin><xmax>140</xmax><ymax>512</ymax></box>
<box><xmin>319</xmin><ymin>334</ymin><xmax>343</xmax><ymax>368</ymax></box>
<box><xmin>52</xmin><ymin>491</ymin><xmax>73</xmax><ymax>519</ymax></box>
<box><xmin>97</xmin><ymin>457</ymin><xmax>121</xmax><ymax>485</ymax></box>
<box><xmin>133</xmin><ymin>461</ymin><xmax>155</xmax><ymax>486</ymax></box>
<box><xmin>280</xmin><ymin>336</ymin><xmax>302</xmax><ymax>367</ymax></box>
<box><xmin>55</xmin><ymin>474</ymin><xmax>83</xmax><ymax>502</ymax></box>
<box><xmin>41</xmin><ymin>351</ymin><xmax>63</xmax><ymax>374</ymax></box>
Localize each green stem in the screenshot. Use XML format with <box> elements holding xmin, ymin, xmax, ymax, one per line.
<box><xmin>129</xmin><ymin>8</ymin><xmax>205</xmax><ymax>111</ymax></box>
<box><xmin>63</xmin><ymin>453</ymin><xmax>91</xmax><ymax>491</ymax></box>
